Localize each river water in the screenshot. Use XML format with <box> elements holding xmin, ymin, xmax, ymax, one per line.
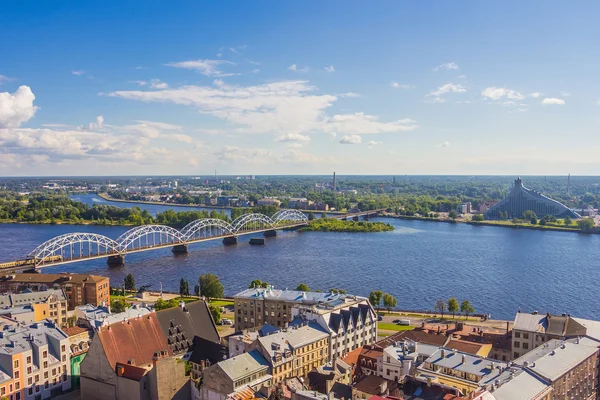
<box><xmin>1</xmin><ymin>196</ymin><xmax>599</xmax><ymax>320</ymax></box>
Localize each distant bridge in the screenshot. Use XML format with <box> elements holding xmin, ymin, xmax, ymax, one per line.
<box><xmin>3</xmin><ymin>209</ymin><xmax>381</xmax><ymax>271</ymax></box>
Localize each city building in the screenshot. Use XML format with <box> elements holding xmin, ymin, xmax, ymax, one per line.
<box><xmin>216</xmin><ymin>196</ymin><xmax>239</xmax><ymax>207</ymax></box>
<box><xmin>199</xmin><ymin>350</ymin><xmax>272</xmax><ymax>400</ymax></box>
<box><xmin>80</xmin><ymin>312</ymin><xmax>190</xmax><ymax>400</ymax></box>
<box><xmin>381</xmin><ymin>340</ymin><xmax>439</xmax><ymax>382</ymax></box>
<box><xmin>353</xmin><ymin>346</ymin><xmax>383</xmax><ymax>379</ymax></box>
<box><xmin>63</xmin><ymin>326</ymin><xmax>92</xmax><ymax>390</ymax></box>
<box><xmin>75</xmin><ymin>303</ymin><xmax>153</xmax><ymax>330</ymax></box>
<box><xmin>291</xmin><ymin>296</ymin><xmax>378</xmax><ymax>360</ymax></box>
<box><xmin>234</xmin><ymin>288</ymin><xmax>371</xmax><ymax>330</ymax></box>
<box><xmin>306</xmin><ymin>358</ymin><xmax>352</xmax><ymax>395</ymax></box>
<box><xmin>511</xmin><ymin>311</ymin><xmax>586</xmax><ymax>359</ymax></box>
<box><xmin>252</xmin><ymin>320</ymin><xmax>330</xmax><ymax>384</ymax></box>
<box><xmin>485</xmin><ymin>177</ymin><xmax>580</xmax><ymax>220</ymax></box>
<box><xmin>415</xmin><ymin>348</ymin><xmax>508</xmax><ymax>395</ymax></box>
<box><xmin>288</xmin><ymin>198</ymin><xmax>313</xmax><ymax>210</ymax></box>
<box><xmin>0</xmin><ymin>273</ymin><xmax>110</xmax><ymax>309</ymax></box>
<box><xmin>0</xmin><ymin>288</ymin><xmax>68</xmax><ymax>326</ymax></box>
<box><xmin>228</xmin><ymin>324</ymin><xmax>280</xmax><ymax>358</ymax></box>
<box><xmin>0</xmin><ymin>317</ymin><xmax>72</xmax><ymax>400</ymax></box>
<box><xmin>257</xmin><ymin>198</ymin><xmax>281</xmax><ymax>207</ymax></box>
<box><xmin>351</xmin><ymin>375</ymin><xmax>401</xmax><ymax>399</ymax></box>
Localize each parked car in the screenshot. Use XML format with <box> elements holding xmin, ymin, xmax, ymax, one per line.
<box><xmin>377</xmin><ymin>314</ymin><xmax>383</xmax><ymax>321</ymax></box>
<box><xmin>221</xmin><ymin>318</ymin><xmax>232</xmax><ymax>325</ymax></box>
<box><xmin>396</xmin><ymin>319</ymin><xmax>410</xmax><ymax>326</ymax></box>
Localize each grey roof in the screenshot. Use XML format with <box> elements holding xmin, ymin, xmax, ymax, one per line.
<box><xmin>234</xmin><ymin>288</ymin><xmax>365</xmax><ymax>306</ymax></box>
<box><xmin>420</xmin><ymin>348</ymin><xmax>508</xmax><ymax>386</ymax></box>
<box><xmin>513</xmin><ymin>312</ymin><xmax>586</xmax><ymax>337</ymax></box>
<box><xmin>218</xmin><ymin>349</ymin><xmax>269</xmax><ymax>381</ymax></box>
<box><xmin>513</xmin><ymin>337</ymin><xmax>599</xmax><ymax>382</ymax></box>
<box><xmin>258</xmin><ymin>320</ymin><xmax>329</xmax><ymax>365</ymax></box>
<box><xmin>0</xmin><ymin>289</ymin><xmax>66</xmax><ymax>308</ymax></box>
<box><xmin>490</xmin><ymin>368</ymin><xmax>550</xmax><ymax>400</ymax></box>
<box><xmin>77</xmin><ymin>303</ymin><xmax>153</xmax><ymax>329</ymax></box>
<box><xmin>383</xmin><ymin>340</ymin><xmax>439</xmax><ymax>362</ymax></box>
<box><xmin>572</xmin><ymin>317</ymin><xmax>600</xmax><ymax>342</ymax></box>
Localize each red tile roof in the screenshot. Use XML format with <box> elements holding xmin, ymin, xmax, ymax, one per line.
<box><xmin>63</xmin><ymin>326</ymin><xmax>90</xmax><ymax>337</ymax></box>
<box><xmin>98</xmin><ymin>312</ymin><xmax>170</xmax><ymax>369</ymax></box>
<box><xmin>446</xmin><ymin>339</ymin><xmax>485</xmax><ymax>355</ymax></box>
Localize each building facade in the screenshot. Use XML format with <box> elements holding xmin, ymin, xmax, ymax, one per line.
<box><xmin>0</xmin><ymin>273</ymin><xmax>110</xmax><ymax>310</ymax></box>
<box><xmin>0</xmin><ymin>318</ymin><xmax>71</xmax><ymax>400</ymax></box>
<box><xmin>485</xmin><ymin>178</ymin><xmax>580</xmax><ymax>220</ymax></box>
<box><xmin>0</xmin><ymin>289</ymin><xmax>68</xmax><ymax>327</ymax></box>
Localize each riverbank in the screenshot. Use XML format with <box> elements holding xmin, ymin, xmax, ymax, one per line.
<box><xmin>383</xmin><ymin>213</ymin><xmax>597</xmax><ymax>234</ymax></box>
<box><xmin>97</xmin><ymin>192</ymin><xmax>231</xmax><ymax>210</ymax></box>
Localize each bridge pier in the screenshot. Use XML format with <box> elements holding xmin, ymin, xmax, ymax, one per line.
<box><xmin>222</xmin><ymin>236</ymin><xmax>238</xmax><ymax>245</ymax></box>
<box><xmin>172</xmin><ymin>244</ymin><xmax>188</xmax><ymax>254</ymax></box>
<box><xmin>263</xmin><ymin>230</ymin><xmax>277</xmax><ymax>237</ymax></box>
<box><xmin>107</xmin><ymin>255</ymin><xmax>125</xmax><ymax>267</ymax></box>
<box><xmin>249</xmin><ymin>238</ymin><xmax>265</xmax><ymax>245</ymax></box>
<box><xmin>352</xmin><ymin>216</ymin><xmax>359</xmax><ymax>221</ymax></box>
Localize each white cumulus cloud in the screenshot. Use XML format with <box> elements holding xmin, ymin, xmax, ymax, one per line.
<box><xmin>391</xmin><ymin>82</ymin><xmax>414</xmax><ymax>89</ymax></box>
<box><xmin>166</xmin><ymin>59</ymin><xmax>236</xmax><ymax>77</ymax></box>
<box><xmin>542</xmin><ymin>97</ymin><xmax>565</xmax><ymax>105</ymax></box>
<box><xmin>323</xmin><ymin>113</ymin><xmax>417</xmax><ymax>135</ymax></box>
<box><xmin>0</xmin><ymin>86</ymin><xmax>39</xmax><ymax>128</ymax></box>
<box><xmin>324</xmin><ymin>65</ymin><xmax>335</xmax><ymax>73</ymax></box>
<box><xmin>149</xmin><ymin>79</ymin><xmax>168</xmax><ymax>89</ymax></box>
<box><xmin>481</xmin><ymin>87</ymin><xmax>524</xmax><ymax>101</ymax></box>
<box><xmin>71</xmin><ymin>70</ymin><xmax>84</xmax><ymax>76</ymax></box>
<box><xmin>287</xmin><ymin>64</ymin><xmax>309</xmax><ymax>72</ymax></box>
<box><xmin>339</xmin><ymin>135</ymin><xmax>362</xmax><ymax>144</ymax></box>
<box><xmin>427</xmin><ymin>83</ymin><xmax>466</xmax><ymax>102</ymax></box>
<box><xmin>530</xmin><ymin>92</ymin><xmax>542</xmax><ymax>98</ymax></box>
<box><xmin>275</xmin><ymin>133</ymin><xmax>311</xmax><ymax>142</ymax></box>
<box><xmin>433</xmin><ymin>62</ymin><xmax>459</xmax><ymax>71</ymax></box>
<box><xmin>438</xmin><ymin>141</ymin><xmax>450</xmax><ymax>147</ymax></box>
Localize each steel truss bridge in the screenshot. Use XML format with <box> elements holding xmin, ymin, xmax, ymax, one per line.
<box><xmin>4</xmin><ymin>209</ymin><xmax>381</xmax><ymax>271</ymax></box>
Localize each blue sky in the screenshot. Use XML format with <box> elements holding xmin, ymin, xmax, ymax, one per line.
<box><xmin>1</xmin><ymin>1</ymin><xmax>599</xmax><ymax>176</ymax></box>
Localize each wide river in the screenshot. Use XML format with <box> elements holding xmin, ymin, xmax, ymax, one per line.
<box><xmin>1</xmin><ymin>195</ymin><xmax>599</xmax><ymax>320</ymax></box>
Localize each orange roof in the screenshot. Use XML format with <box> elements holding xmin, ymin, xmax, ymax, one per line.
<box><xmin>342</xmin><ymin>346</ymin><xmax>363</xmax><ymax>366</ymax></box>
<box><xmin>63</xmin><ymin>326</ymin><xmax>90</xmax><ymax>337</ymax></box>
<box><xmin>98</xmin><ymin>313</ymin><xmax>170</xmax><ymax>369</ymax></box>
<box><xmin>446</xmin><ymin>339</ymin><xmax>484</xmax><ymax>355</ymax></box>
<box><xmin>116</xmin><ymin>362</ymin><xmax>148</xmax><ymax>381</ymax></box>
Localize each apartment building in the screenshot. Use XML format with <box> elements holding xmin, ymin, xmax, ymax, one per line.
<box><xmin>252</xmin><ymin>321</ymin><xmax>329</xmax><ymax>384</ymax></box>
<box><xmin>512</xmin><ymin>312</ymin><xmax>586</xmax><ymax>359</ymax></box>
<box><xmin>0</xmin><ymin>289</ymin><xmax>68</xmax><ymax>326</ymax></box>
<box><xmin>416</xmin><ymin>348</ymin><xmax>508</xmax><ymax>395</ymax></box>
<box><xmin>291</xmin><ymin>296</ymin><xmax>378</xmax><ymax>360</ymax></box>
<box><xmin>0</xmin><ymin>317</ymin><xmax>71</xmax><ymax>400</ymax></box>
<box><xmin>0</xmin><ymin>273</ymin><xmax>109</xmax><ymax>309</ymax></box>
<box><xmin>381</xmin><ymin>340</ymin><xmax>439</xmax><ymax>382</ymax></box>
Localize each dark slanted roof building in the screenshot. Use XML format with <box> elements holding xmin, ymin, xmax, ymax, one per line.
<box><xmin>485</xmin><ymin>177</ymin><xmax>580</xmax><ymax>220</ymax></box>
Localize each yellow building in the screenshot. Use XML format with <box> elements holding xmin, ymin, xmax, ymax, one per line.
<box><xmin>253</xmin><ymin>321</ymin><xmax>329</xmax><ymax>383</ymax></box>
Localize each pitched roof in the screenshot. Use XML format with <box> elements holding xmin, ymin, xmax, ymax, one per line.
<box><xmin>155</xmin><ymin>300</ymin><xmax>220</xmax><ymax>355</ymax></box>
<box><xmin>446</xmin><ymin>339</ymin><xmax>486</xmax><ymax>355</ymax></box>
<box><xmin>217</xmin><ymin>349</ymin><xmax>270</xmax><ymax>381</ymax></box>
<box><xmin>62</xmin><ymin>326</ymin><xmax>90</xmax><ymax>337</ymax></box>
<box><xmin>116</xmin><ymin>362</ymin><xmax>149</xmax><ymax>381</ymax></box>
<box><xmin>513</xmin><ymin>312</ymin><xmax>587</xmax><ymax>337</ymax></box>
<box><xmin>98</xmin><ymin>312</ymin><xmax>170</xmax><ymax>369</ymax></box>
<box><xmin>376</xmin><ymin>329</ymin><xmax>449</xmax><ymax>348</ymax></box>
<box><xmin>258</xmin><ymin>321</ymin><xmax>328</xmax><ymax>364</ymax></box>
<box><xmin>0</xmin><ymin>273</ymin><xmax>108</xmax><ymax>284</ymax></box>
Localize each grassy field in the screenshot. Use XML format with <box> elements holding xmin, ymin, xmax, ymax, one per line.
<box><xmin>377</xmin><ymin>323</ymin><xmax>415</xmax><ymax>332</ymax></box>
<box><xmin>210</xmin><ymin>299</ymin><xmax>234</xmax><ymax>308</ymax></box>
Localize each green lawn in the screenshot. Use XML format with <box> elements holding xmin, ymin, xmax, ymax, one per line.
<box><xmin>377</xmin><ymin>323</ymin><xmax>415</xmax><ymax>331</ymax></box>
<box><xmin>210</xmin><ymin>300</ymin><xmax>234</xmax><ymax>308</ymax></box>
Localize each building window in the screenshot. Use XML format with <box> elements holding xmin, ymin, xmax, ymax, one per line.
<box><xmin>43</xmin><ymin>361</ymin><xmax>48</xmax><ymax>369</ymax></box>
<box><xmin>523</xmin><ymin>343</ymin><xmax>529</xmax><ymax>350</ymax></box>
<box><xmin>27</xmin><ymin>367</ymin><xmax>31</xmax><ymax>374</ymax></box>
<box><xmin>14</xmin><ymin>360</ymin><xmax>19</xmax><ymax>368</ymax></box>
<box><xmin>44</xmin><ymin>372</ymin><xmax>48</xmax><ymax>379</ymax></box>
<box><xmin>43</xmin><ymin>351</ymin><xmax>47</xmax><ymax>359</ymax></box>
<box><xmin>15</xmin><ymin>382</ymin><xmax>20</xmax><ymax>390</ymax></box>
<box><xmin>26</xmin><ymin>356</ymin><xmax>31</xmax><ymax>364</ymax></box>
<box><xmin>514</xmin><ymin>341</ymin><xmax>520</xmax><ymax>348</ymax></box>
<box><xmin>523</xmin><ymin>333</ymin><xmax>529</xmax><ymax>339</ymax></box>
<box><xmin>14</xmin><ymin>371</ymin><xmax>19</xmax><ymax>379</ymax></box>
<box><xmin>514</xmin><ymin>332</ymin><xmax>520</xmax><ymax>338</ymax></box>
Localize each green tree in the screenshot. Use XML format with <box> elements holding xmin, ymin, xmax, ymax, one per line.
<box><xmin>111</xmin><ymin>298</ymin><xmax>129</xmax><ymax>313</ymax></box>
<box><xmin>249</xmin><ymin>279</ymin><xmax>269</xmax><ymax>289</ymax></box>
<box><xmin>320</xmin><ymin>213</ymin><xmax>327</xmax><ymax>219</ymax></box>
<box><xmin>124</xmin><ymin>273</ymin><xmax>135</xmax><ymax>291</ymax></box>
<box><xmin>522</xmin><ymin>210</ymin><xmax>537</xmax><ymax>220</ymax></box>
<box><xmin>472</xmin><ymin>214</ymin><xmax>484</xmax><ymax>222</ymax></box>
<box><xmin>448</xmin><ymin>210</ymin><xmax>458</xmax><ymax>220</ymax></box>
<box><xmin>180</xmin><ymin>278</ymin><xmax>190</xmax><ymax>296</ymax></box>
<box><xmin>383</xmin><ymin>293</ymin><xmax>397</xmax><ymax>312</ymax></box>
<box><xmin>296</xmin><ymin>283</ymin><xmax>310</xmax><ymax>292</ymax></box>
<box><xmin>530</xmin><ymin>217</ymin><xmax>537</xmax><ymax>225</ymax></box>
<box><xmin>448</xmin><ymin>298</ymin><xmax>459</xmax><ymax>318</ymax></box>
<box><xmin>198</xmin><ymin>273</ymin><xmax>224</xmax><ymax>300</ymax></box>
<box><xmin>564</xmin><ymin>216</ymin><xmax>572</xmax><ymax>226</ymax></box>
<box><xmin>435</xmin><ymin>300</ymin><xmax>446</xmax><ymax>319</ymax></box>
<box><xmin>194</xmin><ymin>284</ymin><xmax>200</xmax><ymax>297</ymax></box>
<box><xmin>369</xmin><ymin>290</ymin><xmax>383</xmax><ymax>308</ymax></box>
<box><xmin>308</xmin><ymin>212</ymin><xmax>315</xmax><ymax>221</ymax></box>
<box><xmin>577</xmin><ymin>218</ymin><xmax>595</xmax><ymax>230</ymax></box>
<box><xmin>209</xmin><ymin>304</ymin><xmax>221</xmax><ymax>324</ymax></box>
<box><xmin>460</xmin><ymin>300</ymin><xmax>474</xmax><ymax>319</ymax></box>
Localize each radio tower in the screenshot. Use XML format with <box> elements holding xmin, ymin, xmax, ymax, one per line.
<box><xmin>567</xmin><ymin>174</ymin><xmax>571</xmax><ymax>196</ymax></box>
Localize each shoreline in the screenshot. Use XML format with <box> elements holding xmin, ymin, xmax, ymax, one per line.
<box><xmin>95</xmin><ymin>192</ymin><xmax>231</xmax><ymax>210</ymax></box>
<box><xmin>383</xmin><ymin>213</ymin><xmax>597</xmax><ymax>234</ymax></box>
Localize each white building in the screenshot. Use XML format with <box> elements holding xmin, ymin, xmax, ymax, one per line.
<box><xmin>381</xmin><ymin>340</ymin><xmax>438</xmax><ymax>381</ymax></box>
<box><xmin>291</xmin><ymin>296</ymin><xmax>377</xmax><ymax>360</ymax></box>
